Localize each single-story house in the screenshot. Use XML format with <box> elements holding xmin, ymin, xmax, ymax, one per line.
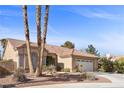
<box><xmin>2</xmin><ymin>38</ymin><xmax>99</xmax><ymax>72</ymax></box>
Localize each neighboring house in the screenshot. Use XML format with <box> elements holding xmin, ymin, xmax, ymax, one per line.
<box><xmin>110</xmin><ymin>56</ymin><xmax>124</xmax><ymax>62</ymax></box>
<box><xmin>105</xmin><ymin>53</ymin><xmax>124</xmax><ymax>62</ymax></box>
<box><xmin>2</xmin><ymin>38</ymin><xmax>99</xmax><ymax>72</ymax></box>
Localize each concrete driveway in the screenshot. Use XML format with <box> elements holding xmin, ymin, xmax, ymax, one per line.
<box><xmin>95</xmin><ymin>72</ymin><xmax>124</xmax><ymax>83</ymax></box>
<box><xmin>28</xmin><ymin>72</ymin><xmax>124</xmax><ymax>88</ymax></box>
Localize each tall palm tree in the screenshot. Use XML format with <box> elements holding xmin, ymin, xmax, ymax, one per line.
<box><xmin>0</xmin><ymin>39</ymin><xmax>7</xmax><ymax>60</ymax></box>
<box><xmin>22</xmin><ymin>5</ymin><xmax>34</xmax><ymax>74</ymax></box>
<box><xmin>0</xmin><ymin>39</ymin><xmax>7</xmax><ymax>59</ymax></box>
<box><xmin>35</xmin><ymin>5</ymin><xmax>42</xmax><ymax>76</ymax></box>
<box><xmin>0</xmin><ymin>50</ymin><xmax>1</xmax><ymax>60</ymax></box>
<box><xmin>0</xmin><ymin>39</ymin><xmax>7</xmax><ymax>48</ymax></box>
<box><xmin>40</xmin><ymin>5</ymin><xmax>49</xmax><ymax>75</ymax></box>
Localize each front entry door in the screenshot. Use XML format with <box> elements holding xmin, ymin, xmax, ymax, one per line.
<box><xmin>46</xmin><ymin>56</ymin><xmax>56</xmax><ymax>66</ymax></box>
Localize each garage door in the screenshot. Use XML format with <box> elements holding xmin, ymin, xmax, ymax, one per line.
<box><xmin>76</xmin><ymin>59</ymin><xmax>93</xmax><ymax>72</ymax></box>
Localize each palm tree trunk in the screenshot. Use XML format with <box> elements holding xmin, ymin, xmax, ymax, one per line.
<box><xmin>0</xmin><ymin>39</ymin><xmax>7</xmax><ymax>59</ymax></box>
<box><xmin>22</xmin><ymin>5</ymin><xmax>34</xmax><ymax>74</ymax></box>
<box><xmin>35</xmin><ymin>5</ymin><xmax>42</xmax><ymax>76</ymax></box>
<box><xmin>40</xmin><ymin>5</ymin><xmax>49</xmax><ymax>75</ymax></box>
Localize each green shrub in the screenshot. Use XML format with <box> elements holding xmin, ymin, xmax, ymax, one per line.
<box><xmin>98</xmin><ymin>57</ymin><xmax>114</xmax><ymax>72</ymax></box>
<box><xmin>73</xmin><ymin>65</ymin><xmax>84</xmax><ymax>72</ymax></box>
<box><xmin>42</xmin><ymin>65</ymin><xmax>48</xmax><ymax>72</ymax></box>
<box><xmin>79</xmin><ymin>72</ymin><xmax>96</xmax><ymax>81</ymax></box>
<box><xmin>12</xmin><ymin>67</ymin><xmax>27</xmax><ymax>82</ymax></box>
<box><xmin>73</xmin><ymin>65</ymin><xmax>80</xmax><ymax>72</ymax></box>
<box><xmin>98</xmin><ymin>67</ymin><xmax>105</xmax><ymax>72</ymax></box>
<box><xmin>45</xmin><ymin>65</ymin><xmax>56</xmax><ymax>75</ymax></box>
<box><xmin>80</xmin><ymin>72</ymin><xmax>87</xmax><ymax>79</ymax></box>
<box><xmin>114</xmin><ymin>60</ymin><xmax>124</xmax><ymax>74</ymax></box>
<box><xmin>79</xmin><ymin>65</ymin><xmax>84</xmax><ymax>73</ymax></box>
<box><xmin>63</xmin><ymin>68</ymin><xmax>70</xmax><ymax>72</ymax></box>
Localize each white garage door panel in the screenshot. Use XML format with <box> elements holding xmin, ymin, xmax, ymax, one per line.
<box><xmin>77</xmin><ymin>61</ymin><xmax>93</xmax><ymax>71</ymax></box>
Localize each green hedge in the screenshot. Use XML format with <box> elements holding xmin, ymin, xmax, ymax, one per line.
<box><xmin>98</xmin><ymin>57</ymin><xmax>114</xmax><ymax>72</ymax></box>
<box><xmin>114</xmin><ymin>58</ymin><xmax>124</xmax><ymax>73</ymax></box>
<box><xmin>99</xmin><ymin>57</ymin><xmax>124</xmax><ymax>74</ymax></box>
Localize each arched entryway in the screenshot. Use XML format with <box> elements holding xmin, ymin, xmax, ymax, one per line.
<box><xmin>32</xmin><ymin>52</ymin><xmax>38</xmax><ymax>70</ymax></box>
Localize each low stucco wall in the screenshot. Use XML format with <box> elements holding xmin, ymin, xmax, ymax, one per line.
<box><xmin>0</xmin><ymin>60</ymin><xmax>17</xmax><ymax>72</ymax></box>
<box><xmin>3</xmin><ymin>41</ymin><xmax>19</xmax><ymax>64</ymax></box>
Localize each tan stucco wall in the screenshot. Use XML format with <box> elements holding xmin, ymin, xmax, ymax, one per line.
<box><xmin>58</xmin><ymin>56</ymin><xmax>73</xmax><ymax>72</ymax></box>
<box><xmin>3</xmin><ymin>41</ymin><xmax>19</xmax><ymax>65</ymax></box>
<box><xmin>57</xmin><ymin>56</ymin><xmax>98</xmax><ymax>72</ymax></box>
<box><xmin>93</xmin><ymin>59</ymin><xmax>98</xmax><ymax>71</ymax></box>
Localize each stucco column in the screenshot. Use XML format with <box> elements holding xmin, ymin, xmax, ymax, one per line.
<box><xmin>17</xmin><ymin>55</ymin><xmax>20</xmax><ymax>69</ymax></box>
<box><xmin>52</xmin><ymin>55</ymin><xmax>57</xmax><ymax>66</ymax></box>
<box><xmin>72</xmin><ymin>57</ymin><xmax>75</xmax><ymax>72</ymax></box>
<box><xmin>95</xmin><ymin>59</ymin><xmax>98</xmax><ymax>71</ymax></box>
<box><xmin>93</xmin><ymin>59</ymin><xmax>98</xmax><ymax>71</ymax></box>
<box><xmin>55</xmin><ymin>55</ymin><xmax>57</xmax><ymax>66</ymax></box>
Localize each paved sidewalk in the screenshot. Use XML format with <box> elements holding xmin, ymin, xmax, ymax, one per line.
<box><xmin>30</xmin><ymin>83</ymin><xmax>124</xmax><ymax>88</ymax></box>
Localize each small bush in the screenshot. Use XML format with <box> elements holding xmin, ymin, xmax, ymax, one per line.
<box><xmin>78</xmin><ymin>72</ymin><xmax>96</xmax><ymax>81</ymax></box>
<box><xmin>80</xmin><ymin>72</ymin><xmax>87</xmax><ymax>79</ymax></box>
<box><xmin>62</xmin><ymin>68</ymin><xmax>70</xmax><ymax>72</ymax></box>
<box><xmin>73</xmin><ymin>65</ymin><xmax>80</xmax><ymax>72</ymax></box>
<box><xmin>42</xmin><ymin>65</ymin><xmax>48</xmax><ymax>72</ymax></box>
<box><xmin>12</xmin><ymin>67</ymin><xmax>27</xmax><ymax>82</ymax></box>
<box><xmin>86</xmin><ymin>72</ymin><xmax>96</xmax><ymax>80</ymax></box>
<box><xmin>46</xmin><ymin>65</ymin><xmax>56</xmax><ymax>75</ymax></box>
<box><xmin>57</xmin><ymin>63</ymin><xmax>64</xmax><ymax>71</ymax></box>
<box><xmin>79</xmin><ymin>65</ymin><xmax>84</xmax><ymax>73</ymax></box>
<box><xmin>98</xmin><ymin>67</ymin><xmax>105</xmax><ymax>72</ymax></box>
<box><xmin>56</xmin><ymin>65</ymin><xmax>62</xmax><ymax>71</ymax></box>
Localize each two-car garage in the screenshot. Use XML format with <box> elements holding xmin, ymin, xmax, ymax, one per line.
<box><xmin>75</xmin><ymin>59</ymin><xmax>94</xmax><ymax>72</ymax></box>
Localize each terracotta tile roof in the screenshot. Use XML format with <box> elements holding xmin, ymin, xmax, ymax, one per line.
<box><xmin>8</xmin><ymin>38</ymin><xmax>25</xmax><ymax>48</ymax></box>
<box><xmin>7</xmin><ymin>38</ymin><xmax>98</xmax><ymax>58</ymax></box>
<box><xmin>73</xmin><ymin>49</ymin><xmax>98</xmax><ymax>58</ymax></box>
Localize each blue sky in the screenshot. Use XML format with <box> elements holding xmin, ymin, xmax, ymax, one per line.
<box><xmin>0</xmin><ymin>5</ymin><xmax>124</xmax><ymax>56</ymax></box>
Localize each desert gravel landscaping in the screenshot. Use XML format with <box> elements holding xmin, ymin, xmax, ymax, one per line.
<box><xmin>0</xmin><ymin>73</ymin><xmax>111</xmax><ymax>88</ymax></box>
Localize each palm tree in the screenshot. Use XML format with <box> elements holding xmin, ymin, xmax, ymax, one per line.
<box><xmin>0</xmin><ymin>50</ymin><xmax>1</xmax><ymax>60</ymax></box>
<box><xmin>22</xmin><ymin>5</ymin><xmax>34</xmax><ymax>74</ymax></box>
<box><xmin>40</xmin><ymin>5</ymin><xmax>49</xmax><ymax>75</ymax></box>
<box><xmin>0</xmin><ymin>39</ymin><xmax>7</xmax><ymax>59</ymax></box>
<box><xmin>35</xmin><ymin>5</ymin><xmax>42</xmax><ymax>76</ymax></box>
<box><xmin>0</xmin><ymin>39</ymin><xmax>7</xmax><ymax>48</ymax></box>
